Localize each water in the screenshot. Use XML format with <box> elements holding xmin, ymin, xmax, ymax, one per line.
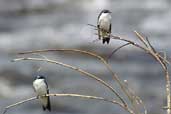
<box><xmin>0</xmin><ymin>0</ymin><xmax>171</xmax><ymax>114</ymax></box>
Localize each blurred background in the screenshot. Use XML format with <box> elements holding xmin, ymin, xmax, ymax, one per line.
<box><xmin>0</xmin><ymin>0</ymin><xmax>171</xmax><ymax>114</ymax></box>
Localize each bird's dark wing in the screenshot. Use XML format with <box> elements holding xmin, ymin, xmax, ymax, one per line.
<box><xmin>97</xmin><ymin>11</ymin><xmax>103</xmax><ymax>40</ymax></box>
<box><xmin>46</xmin><ymin>89</ymin><xmax>51</xmax><ymax>111</ymax></box>
<box><xmin>44</xmin><ymin>79</ymin><xmax>51</xmax><ymax>111</ymax></box>
<box><xmin>32</xmin><ymin>81</ymin><xmax>36</xmax><ymax>92</ymax></box>
<box><xmin>109</xmin><ymin>23</ymin><xmax>111</xmax><ymax>34</ymax></box>
<box><xmin>44</xmin><ymin>79</ymin><xmax>48</xmax><ymax>88</ymax></box>
<box><xmin>97</xmin><ymin>24</ymin><xmax>101</xmax><ymax>40</ymax></box>
<box><xmin>97</xmin><ymin>10</ymin><xmax>103</xmax><ymax>20</ymax></box>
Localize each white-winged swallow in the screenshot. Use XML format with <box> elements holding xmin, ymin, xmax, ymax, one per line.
<box><xmin>97</xmin><ymin>9</ymin><xmax>112</xmax><ymax>44</ymax></box>
<box><xmin>33</xmin><ymin>75</ymin><xmax>51</xmax><ymax>111</ymax></box>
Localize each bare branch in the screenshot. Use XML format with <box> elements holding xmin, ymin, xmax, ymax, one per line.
<box><xmin>2</xmin><ymin>94</ymin><xmax>134</xmax><ymax>114</ymax></box>
<box><xmin>18</xmin><ymin>48</ymin><xmax>134</xmax><ymax>108</ymax></box>
<box><xmin>133</xmin><ymin>31</ymin><xmax>171</xmax><ymax>114</ymax></box>
<box><xmin>18</xmin><ymin>48</ymin><xmax>150</xmax><ymax>112</ymax></box>
<box><xmin>12</xmin><ymin>57</ymin><xmax>126</xmax><ymax>107</ymax></box>
<box><xmin>134</xmin><ymin>31</ymin><xmax>149</xmax><ymax>48</ymax></box>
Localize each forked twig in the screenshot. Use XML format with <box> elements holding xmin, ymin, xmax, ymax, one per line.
<box><xmin>145</xmin><ymin>37</ymin><xmax>170</xmax><ymax>65</ymax></box>
<box><xmin>145</xmin><ymin>37</ymin><xmax>156</xmax><ymax>53</ymax></box>
<box><xmin>133</xmin><ymin>31</ymin><xmax>149</xmax><ymax>48</ymax></box>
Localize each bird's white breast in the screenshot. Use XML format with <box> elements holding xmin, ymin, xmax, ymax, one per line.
<box><xmin>33</xmin><ymin>79</ymin><xmax>49</xmax><ymax>107</ymax></box>
<box><xmin>98</xmin><ymin>13</ymin><xmax>111</xmax><ymax>30</ymax></box>
<box><xmin>33</xmin><ymin>79</ymin><xmax>47</xmax><ymax>95</ymax></box>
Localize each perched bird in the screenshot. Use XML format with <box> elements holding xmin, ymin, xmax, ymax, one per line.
<box><xmin>97</xmin><ymin>9</ymin><xmax>112</xmax><ymax>44</ymax></box>
<box><xmin>33</xmin><ymin>75</ymin><xmax>51</xmax><ymax>111</ymax></box>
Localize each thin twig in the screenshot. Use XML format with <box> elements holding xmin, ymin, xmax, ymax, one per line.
<box><xmin>107</xmin><ymin>43</ymin><xmax>131</xmax><ymax>61</ymax></box>
<box><xmin>87</xmin><ymin>24</ymin><xmax>97</xmax><ymax>28</ymax></box>
<box><xmin>46</xmin><ymin>93</ymin><xmax>134</xmax><ymax>114</ymax></box>
<box><xmin>2</xmin><ymin>97</ymin><xmax>37</xmax><ymax>114</ymax></box>
<box><xmin>111</xmin><ymin>34</ymin><xmax>148</xmax><ymax>52</ymax></box>
<box><xmin>145</xmin><ymin>37</ymin><xmax>156</xmax><ymax>53</ymax></box>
